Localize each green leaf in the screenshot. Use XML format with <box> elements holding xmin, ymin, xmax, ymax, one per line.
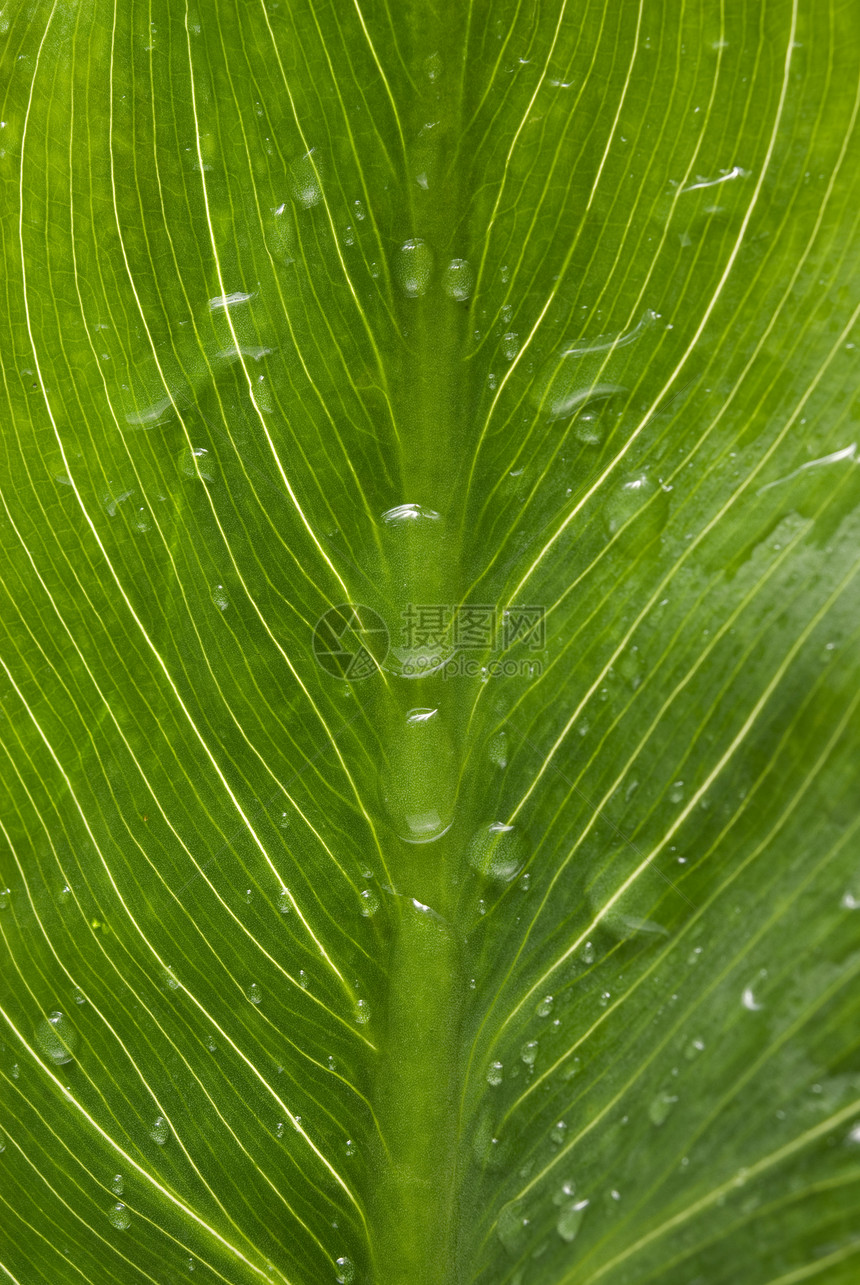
<box><xmin>2</xmin><ymin>2</ymin><xmax>859</xmax><ymax>1283</ymax></box>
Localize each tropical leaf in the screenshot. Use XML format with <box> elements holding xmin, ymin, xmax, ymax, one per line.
<box><xmin>2</xmin><ymin>1</ymin><xmax>860</xmax><ymax>1283</ymax></box>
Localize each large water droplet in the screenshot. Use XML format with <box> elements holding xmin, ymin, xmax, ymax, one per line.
<box><xmin>110</xmin><ymin>1174</ymin><xmax>124</xmax><ymax>1196</ymax></box>
<box><xmin>396</xmin><ymin>239</ymin><xmax>433</xmax><ymax>298</ymax></box>
<box><xmin>487</xmin><ymin>1060</ymin><xmax>503</xmax><ymax>1087</ymax></box>
<box><xmin>247</xmin><ymin>983</ymin><xmax>262</xmax><ymax>1005</ymax></box>
<box><xmin>178</xmin><ymin>445</ymin><xmax>216</xmax><ymax>482</ymax></box>
<box><xmin>441</xmin><ymin>257</ymin><xmax>474</xmax><ymax>301</ymax></box>
<box><xmin>604</xmin><ymin>470</ymin><xmax>668</xmax><ymax>541</ymax></box>
<box><xmin>532</xmin><ymin>311</ymin><xmax>656</xmax><ymax>421</ymax></box>
<box><xmin>359</xmin><ymin>889</ymin><xmax>380</xmax><ymax>917</ymax></box>
<box><xmin>380</xmin><ymin>708</ymin><xmax>457</xmax><ymax>844</ymax></box>
<box><xmin>468</xmin><ymin>822</ymin><xmax>526</xmax><ymax>883</ymax></box>
<box><xmin>35</xmin><ymin>1011</ymin><xmax>79</xmax><ymax>1066</ymax></box>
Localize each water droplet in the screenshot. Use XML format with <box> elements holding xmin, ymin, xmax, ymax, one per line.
<box><xmin>354</xmin><ymin>998</ymin><xmax>369</xmax><ymax>1025</ymax></box>
<box><xmin>34</xmin><ymin>1012</ymin><xmax>79</xmax><ymax>1066</ymax></box>
<box><xmin>742</xmin><ymin>986</ymin><xmax>763</xmax><ymax>1011</ymax></box>
<box><xmin>521</xmin><ymin>1039</ymin><xmax>539</xmax><ymax>1067</ymax></box>
<box><xmin>489</xmin><ymin>731</ymin><xmax>508</xmax><ymax>769</ymax></box>
<box><xmin>396</xmin><ymin>238</ymin><xmax>433</xmax><ymax>298</ymax></box>
<box><xmin>359</xmin><ymin>889</ymin><xmax>380</xmax><ymax>917</ymax></box>
<box><xmin>289</xmin><ymin>150</ymin><xmax>322</xmax><ymax>208</ymax></box>
<box><xmin>552</xmin><ymin>1180</ymin><xmax>576</xmax><ymax>1206</ymax></box>
<box><xmin>468</xmin><ymin>821</ymin><xmax>526</xmax><ymax>883</ymax></box>
<box><xmin>668</xmin><ymin>780</ymin><xmax>685</xmax><ymax>803</ymax></box>
<box><xmin>73</xmin><ymin>990</ymin><xmax>86</xmax><ymax>1005</ymax></box>
<box><xmin>497</xmin><ymin>1200</ymin><xmax>529</xmax><ymax>1255</ymax></box>
<box><xmin>380</xmin><ymin>707</ymin><xmax>456</xmax><ymax>843</ymax></box>
<box><xmin>441</xmin><ymin>257</ymin><xmax>474</xmax><ymax>301</ymax></box>
<box><xmin>648</xmin><ymin>1091</ymin><xmax>678</xmax><ymax>1125</ymax></box>
<box><xmin>556</xmin><ymin>1199</ymin><xmax>588</xmax><ymax>1243</ymax></box>
<box><xmin>211</xmin><ymin>584</ymin><xmax>229</xmax><ymax>611</ymax></box>
<box><xmin>0</xmin><ymin>887</ymin><xmax>10</xmax><ymax>909</ymax></box>
<box><xmin>582</xmin><ymin>941</ymin><xmax>596</xmax><ymax>964</ymax></box>
<box><xmin>502</xmin><ymin>332</ymin><xmax>519</xmax><ymax>361</ymax></box>
<box><xmin>381</xmin><ymin>502</ymin><xmax>440</xmax><ymax>525</ymax></box>
<box><xmin>278</xmin><ymin>889</ymin><xmax>292</xmax><ymax>914</ymax></box>
<box><xmin>150</xmin><ymin>1116</ymin><xmax>169</xmax><ymax>1145</ymax></box>
<box><xmin>487</xmin><ymin>1060</ymin><xmax>503</xmax><ymax>1087</ymax></box>
<box><xmin>684</xmin><ymin>1036</ymin><xmax>705</xmax><ymax>1060</ymax></box>
<box><xmin>353</xmin><ymin>198</ymin><xmax>366</xmax><ymax>221</ymax></box>
<box><xmin>276</xmin><ymin>1121</ymin><xmax>286</xmax><ymax>1138</ymax></box>
<box><xmin>423</xmin><ymin>50</ymin><xmax>442</xmax><ymax>81</ymax></box>
<box><xmin>604</xmin><ymin>470</ymin><xmax>668</xmax><ymax>540</ymax></box>
<box><xmin>165</xmin><ymin>968</ymin><xmax>179</xmax><ymax>991</ymax></box>
<box><xmin>550</xmin><ymin>1120</ymin><xmax>567</xmax><ymax>1145</ymax></box>
<box><xmin>178</xmin><ymin>445</ymin><xmax>216</xmax><ymax>482</ymax></box>
<box><xmin>345</xmin><ymin>1138</ymin><xmax>356</xmax><ymax>1156</ymax></box>
<box><xmin>247</xmin><ymin>983</ymin><xmax>262</xmax><ymax>1005</ymax></box>
<box><xmin>334</xmin><ymin>1256</ymin><xmax>355</xmax><ymax>1283</ymax></box>
<box><xmin>536</xmin><ymin>995</ymin><xmax>554</xmax><ymax>1017</ymax></box>
<box><xmin>108</xmin><ymin>1202</ymin><xmax>130</xmax><ymax>1230</ymax></box>
<box><xmin>209</xmin><ymin>291</ymin><xmax>255</xmax><ymax>311</ymax></box>
<box><xmin>110</xmin><ymin>1174</ymin><xmax>123</xmax><ymax>1196</ymax></box>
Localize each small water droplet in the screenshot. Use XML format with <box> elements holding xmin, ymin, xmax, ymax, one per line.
<box><xmin>110</xmin><ymin>1173</ymin><xmax>123</xmax><ymax>1196</ymax></box>
<box><xmin>442</xmin><ymin>257</ymin><xmax>474</xmax><ymax>301</ymax></box>
<box><xmin>684</xmin><ymin>1036</ymin><xmax>705</xmax><ymax>1059</ymax></box>
<box><xmin>354</xmin><ymin>998</ymin><xmax>369</xmax><ymax>1025</ymax></box>
<box><xmin>211</xmin><ymin>584</ymin><xmax>229</xmax><ymax>611</ymax></box>
<box><xmin>502</xmin><ymin>332</ymin><xmax>519</xmax><ymax>361</ymax></box>
<box><xmin>582</xmin><ymin>941</ymin><xmax>596</xmax><ymax>964</ymax></box>
<box><xmin>150</xmin><ymin>1116</ymin><xmax>169</xmax><ymax>1145</ymax></box>
<box><xmin>353</xmin><ymin>198</ymin><xmax>366</xmax><ymax>221</ymax></box>
<box><xmin>536</xmin><ymin>995</ymin><xmax>554</xmax><ymax>1017</ymax></box>
<box><xmin>248</xmin><ymin>983</ymin><xmax>262</xmax><ymax>1005</ymax></box>
<box><xmin>556</xmin><ymin>1199</ymin><xmax>588</xmax><ymax>1243</ymax></box>
<box><xmin>668</xmin><ymin>780</ymin><xmax>685</xmax><ymax>803</ymax></box>
<box><xmin>648</xmin><ymin>1091</ymin><xmax>678</xmax><ymax>1125</ymax></box>
<box><xmin>552</xmin><ymin>1180</ymin><xmax>576</xmax><ymax>1206</ymax></box>
<box><xmin>0</xmin><ymin>887</ymin><xmax>10</xmax><ymax>909</ymax></box>
<box><xmin>73</xmin><ymin>990</ymin><xmax>86</xmax><ymax>1005</ymax></box>
<box><xmin>178</xmin><ymin>445</ymin><xmax>216</xmax><ymax>482</ymax></box>
<box><xmin>487</xmin><ymin>1060</ymin><xmax>503</xmax><ymax>1086</ymax></box>
<box><xmin>497</xmin><ymin>1200</ymin><xmax>529</xmax><ymax>1255</ymax></box>
<box><xmin>345</xmin><ymin>1138</ymin><xmax>357</xmax><ymax>1156</ymax></box>
<box><xmin>742</xmin><ymin>986</ymin><xmax>763</xmax><ymax>1011</ymax></box>
<box><xmin>334</xmin><ymin>1256</ymin><xmax>355</xmax><ymax>1283</ymax></box>
<box><xmin>278</xmin><ymin>889</ymin><xmax>291</xmax><ymax>914</ymax></box>
<box><xmin>359</xmin><ymin>889</ymin><xmax>380</xmax><ymax>917</ymax></box>
<box><xmin>289</xmin><ymin>149</ymin><xmax>322</xmax><ymax>208</ymax></box>
<box><xmin>550</xmin><ymin>1120</ymin><xmax>567</xmax><ymax>1145</ymax></box>
<box><xmin>35</xmin><ymin>1012</ymin><xmax>79</xmax><ymax>1066</ymax></box>
<box><xmin>108</xmin><ymin>1202</ymin><xmax>130</xmax><ymax>1230</ymax></box>
<box><xmin>396</xmin><ymin>238</ymin><xmax>433</xmax><ymax>298</ymax></box>
<box><xmin>423</xmin><ymin>50</ymin><xmax>442</xmax><ymax>81</ymax></box>
<box><xmin>276</xmin><ymin>1121</ymin><xmax>286</xmax><ymax>1138</ymax></box>
<box><xmin>521</xmin><ymin>1039</ymin><xmax>538</xmax><ymax>1067</ymax></box>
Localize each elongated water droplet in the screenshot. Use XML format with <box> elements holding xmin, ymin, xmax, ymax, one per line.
<box><xmin>649</xmin><ymin>1090</ymin><xmax>678</xmax><ymax>1125</ymax></box>
<box><xmin>108</xmin><ymin>1202</ymin><xmax>130</xmax><ymax>1230</ymax></box>
<box><xmin>487</xmin><ymin>1060</ymin><xmax>503</xmax><ymax>1087</ymax></box>
<box><xmin>334</xmin><ymin>1256</ymin><xmax>354</xmax><ymax>1283</ymax></box>
<box><xmin>178</xmin><ymin>445</ymin><xmax>216</xmax><ymax>482</ymax></box>
<box><xmin>247</xmin><ymin>983</ymin><xmax>262</xmax><ymax>1005</ymax></box>
<box><xmin>396</xmin><ymin>238</ymin><xmax>433</xmax><ymax>298</ymax></box>
<box><xmin>110</xmin><ymin>1174</ymin><xmax>123</xmax><ymax>1196</ymax></box>
<box><xmin>0</xmin><ymin>887</ymin><xmax>9</xmax><ymax>909</ymax></box>
<box><xmin>442</xmin><ymin>257</ymin><xmax>473</xmax><ymax>301</ymax></box>
<box><xmin>497</xmin><ymin>1199</ymin><xmax>529</xmax><ymax>1255</ymax></box>
<box><xmin>536</xmin><ymin>995</ymin><xmax>554</xmax><ymax>1017</ymax></box>
<box><xmin>359</xmin><ymin>889</ymin><xmax>380</xmax><ymax>917</ymax></box>
<box><xmin>289</xmin><ymin>150</ymin><xmax>322</xmax><ymax>208</ymax></box>
<box><xmin>150</xmin><ymin>1116</ymin><xmax>169</xmax><ymax>1145</ymax></box>
<box><xmin>35</xmin><ymin>1012</ymin><xmax>79</xmax><ymax>1066</ymax></box>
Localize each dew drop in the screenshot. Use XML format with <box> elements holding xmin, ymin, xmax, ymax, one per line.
<box><xmin>211</xmin><ymin>584</ymin><xmax>229</xmax><ymax>611</ymax></box>
<box><xmin>550</xmin><ymin>1120</ymin><xmax>567</xmax><ymax>1145</ymax></box>
<box><xmin>502</xmin><ymin>332</ymin><xmax>519</xmax><ymax>361</ymax></box>
<box><xmin>354</xmin><ymin>998</ymin><xmax>370</xmax><ymax>1025</ymax></box>
<box><xmin>648</xmin><ymin>1091</ymin><xmax>678</xmax><ymax>1125</ymax></box>
<box><xmin>277</xmin><ymin>889</ymin><xmax>292</xmax><ymax>914</ymax></box>
<box><xmin>468</xmin><ymin>821</ymin><xmax>526</xmax><ymax>883</ymax></box>
<box><xmin>0</xmin><ymin>887</ymin><xmax>11</xmax><ymax>909</ymax></box>
<box><xmin>489</xmin><ymin>731</ymin><xmax>508</xmax><ymax>769</ymax></box>
<box><xmin>668</xmin><ymin>780</ymin><xmax>685</xmax><ymax>803</ymax></box>
<box><xmin>247</xmin><ymin>983</ymin><xmax>262</xmax><ymax>1005</ymax></box>
<box><xmin>178</xmin><ymin>445</ymin><xmax>216</xmax><ymax>482</ymax></box>
<box><xmin>521</xmin><ymin>1039</ymin><xmax>539</xmax><ymax>1067</ymax></box>
<box><xmin>441</xmin><ymin>257</ymin><xmax>474</xmax><ymax>301</ymax></box>
<box><xmin>359</xmin><ymin>889</ymin><xmax>380</xmax><ymax>917</ymax></box>
<box><xmin>276</xmin><ymin>1121</ymin><xmax>286</xmax><ymax>1138</ymax></box>
<box><xmin>108</xmin><ymin>1202</ymin><xmax>130</xmax><ymax>1230</ymax></box>
<box><xmin>396</xmin><ymin>238</ymin><xmax>433</xmax><ymax>298</ymax></box>
<box><xmin>110</xmin><ymin>1174</ymin><xmax>124</xmax><ymax>1196</ymax></box>
<box><xmin>345</xmin><ymin>1138</ymin><xmax>356</xmax><ymax>1156</ymax></box>
<box><xmin>487</xmin><ymin>1060</ymin><xmax>503</xmax><ymax>1087</ymax></box>
<box><xmin>150</xmin><ymin>1116</ymin><xmax>170</xmax><ymax>1145</ymax></box>
<box><xmin>35</xmin><ymin>1011</ymin><xmax>79</xmax><ymax>1066</ymax></box>
<box><xmin>556</xmin><ymin>1199</ymin><xmax>588</xmax><ymax>1243</ymax></box>
<box><xmin>334</xmin><ymin>1256</ymin><xmax>355</xmax><ymax>1283</ymax></box>
<box><xmin>289</xmin><ymin>150</ymin><xmax>322</xmax><ymax>208</ymax></box>
<box><xmin>496</xmin><ymin>1199</ymin><xmax>529</xmax><ymax>1255</ymax></box>
<box><xmin>582</xmin><ymin>941</ymin><xmax>596</xmax><ymax>964</ymax></box>
<box><xmin>536</xmin><ymin>995</ymin><xmax>554</xmax><ymax>1017</ymax></box>
<box><xmin>552</xmin><ymin>1180</ymin><xmax>576</xmax><ymax>1206</ymax></box>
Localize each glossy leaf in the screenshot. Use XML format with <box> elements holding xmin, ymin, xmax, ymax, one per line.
<box><xmin>2</xmin><ymin>2</ymin><xmax>860</xmax><ymax>1284</ymax></box>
